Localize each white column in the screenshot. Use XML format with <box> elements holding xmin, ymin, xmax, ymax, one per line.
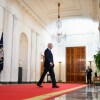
<box><xmin>1</xmin><ymin>9</ymin><xmax>14</xmax><ymax>82</ymax></box>
<box><xmin>35</xmin><ymin>33</ymin><xmax>41</xmax><ymax>82</ymax></box>
<box><xmin>98</xmin><ymin>22</ymin><xmax>100</xmax><ymax>48</ymax></box>
<box><xmin>30</xmin><ymin>29</ymin><xmax>36</xmax><ymax>82</ymax></box>
<box><xmin>30</xmin><ymin>29</ymin><xmax>37</xmax><ymax>82</ymax></box>
<box><xmin>10</xmin><ymin>15</ymin><xmax>19</xmax><ymax>82</ymax></box>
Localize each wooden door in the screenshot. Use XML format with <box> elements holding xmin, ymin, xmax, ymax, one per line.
<box><xmin>66</xmin><ymin>47</ymin><xmax>86</xmax><ymax>83</ymax></box>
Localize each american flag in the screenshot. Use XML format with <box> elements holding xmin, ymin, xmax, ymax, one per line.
<box><xmin>0</xmin><ymin>32</ymin><xmax>4</xmax><ymax>73</ymax></box>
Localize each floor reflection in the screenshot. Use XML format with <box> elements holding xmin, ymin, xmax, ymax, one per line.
<box><xmin>51</xmin><ymin>85</ymin><xmax>100</xmax><ymax>100</ymax></box>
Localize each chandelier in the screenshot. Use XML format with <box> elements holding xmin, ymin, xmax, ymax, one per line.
<box><xmin>51</xmin><ymin>2</ymin><xmax>66</xmax><ymax>43</ymax></box>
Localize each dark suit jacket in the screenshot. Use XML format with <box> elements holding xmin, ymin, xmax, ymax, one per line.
<box><xmin>86</xmin><ymin>68</ymin><xmax>92</xmax><ymax>77</ymax></box>
<box><xmin>44</xmin><ymin>48</ymin><xmax>54</xmax><ymax>67</ymax></box>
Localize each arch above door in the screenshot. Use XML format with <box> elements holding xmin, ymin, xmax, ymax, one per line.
<box><xmin>19</xmin><ymin>33</ymin><xmax>28</xmax><ymax>82</ymax></box>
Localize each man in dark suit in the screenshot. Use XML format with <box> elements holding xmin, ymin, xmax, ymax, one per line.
<box><xmin>86</xmin><ymin>66</ymin><xmax>92</xmax><ymax>84</ymax></box>
<box><xmin>37</xmin><ymin>43</ymin><xmax>59</xmax><ymax>88</ymax></box>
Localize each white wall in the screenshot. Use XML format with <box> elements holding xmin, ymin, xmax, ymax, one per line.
<box><xmin>51</xmin><ymin>18</ymin><xmax>100</xmax><ymax>82</ymax></box>
<box><xmin>0</xmin><ymin>0</ymin><xmax>50</xmax><ymax>82</ymax></box>
<box><xmin>53</xmin><ymin>36</ymin><xmax>99</xmax><ymax>82</ymax></box>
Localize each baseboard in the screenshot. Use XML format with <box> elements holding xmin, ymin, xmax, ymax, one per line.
<box><xmin>0</xmin><ymin>81</ymin><xmax>37</xmax><ymax>84</ymax></box>
<box><xmin>0</xmin><ymin>81</ymin><xmax>66</xmax><ymax>84</ymax></box>
<box><xmin>95</xmin><ymin>83</ymin><xmax>100</xmax><ymax>86</ymax></box>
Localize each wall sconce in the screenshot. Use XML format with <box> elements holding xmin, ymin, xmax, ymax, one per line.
<box><xmin>89</xmin><ymin>60</ymin><xmax>93</xmax><ymax>68</ymax></box>
<box><xmin>41</xmin><ymin>55</ymin><xmax>44</xmax><ymax>62</ymax></box>
<box><xmin>58</xmin><ymin>61</ymin><xmax>62</xmax><ymax>83</ymax></box>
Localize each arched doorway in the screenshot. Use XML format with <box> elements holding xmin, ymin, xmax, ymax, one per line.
<box><xmin>19</xmin><ymin>33</ymin><xmax>28</xmax><ymax>82</ymax></box>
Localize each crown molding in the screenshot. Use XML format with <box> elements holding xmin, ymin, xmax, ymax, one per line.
<box><xmin>17</xmin><ymin>0</ymin><xmax>46</xmax><ymax>28</ymax></box>
<box><xmin>17</xmin><ymin>0</ymin><xmax>52</xmax><ymax>35</ymax></box>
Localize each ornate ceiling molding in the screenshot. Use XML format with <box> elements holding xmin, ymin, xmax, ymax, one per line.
<box><xmin>16</xmin><ymin>0</ymin><xmax>100</xmax><ymax>27</ymax></box>
<box><xmin>21</xmin><ymin>0</ymin><xmax>83</xmax><ymax>24</ymax></box>
<box><xmin>17</xmin><ymin>0</ymin><xmax>46</xmax><ymax>27</ymax></box>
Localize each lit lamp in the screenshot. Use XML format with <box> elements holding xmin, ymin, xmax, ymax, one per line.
<box><xmin>89</xmin><ymin>60</ymin><xmax>92</xmax><ymax>68</ymax></box>
<box><xmin>58</xmin><ymin>61</ymin><xmax>62</xmax><ymax>83</ymax></box>
<box><xmin>19</xmin><ymin>59</ymin><xmax>23</xmax><ymax>67</ymax></box>
<box><xmin>51</xmin><ymin>2</ymin><xmax>66</xmax><ymax>43</ymax></box>
<box><xmin>41</xmin><ymin>55</ymin><xmax>44</xmax><ymax>75</ymax></box>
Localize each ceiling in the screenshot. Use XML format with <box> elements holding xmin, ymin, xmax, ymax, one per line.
<box><xmin>21</xmin><ymin>0</ymin><xmax>99</xmax><ymax>25</ymax></box>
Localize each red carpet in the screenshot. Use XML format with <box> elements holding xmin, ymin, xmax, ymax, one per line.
<box><xmin>0</xmin><ymin>83</ymin><xmax>87</xmax><ymax>100</ymax></box>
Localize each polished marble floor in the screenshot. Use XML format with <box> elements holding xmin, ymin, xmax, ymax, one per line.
<box><xmin>52</xmin><ymin>85</ymin><xmax>100</xmax><ymax>100</ymax></box>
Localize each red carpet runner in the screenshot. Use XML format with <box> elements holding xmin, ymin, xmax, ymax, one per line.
<box><xmin>0</xmin><ymin>83</ymin><xmax>87</xmax><ymax>100</ymax></box>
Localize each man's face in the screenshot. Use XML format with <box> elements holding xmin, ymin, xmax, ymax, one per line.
<box><xmin>50</xmin><ymin>44</ymin><xmax>53</xmax><ymax>49</ymax></box>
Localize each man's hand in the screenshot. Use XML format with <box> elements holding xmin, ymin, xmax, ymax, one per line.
<box><xmin>50</xmin><ymin>62</ymin><xmax>53</xmax><ymax>66</ymax></box>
